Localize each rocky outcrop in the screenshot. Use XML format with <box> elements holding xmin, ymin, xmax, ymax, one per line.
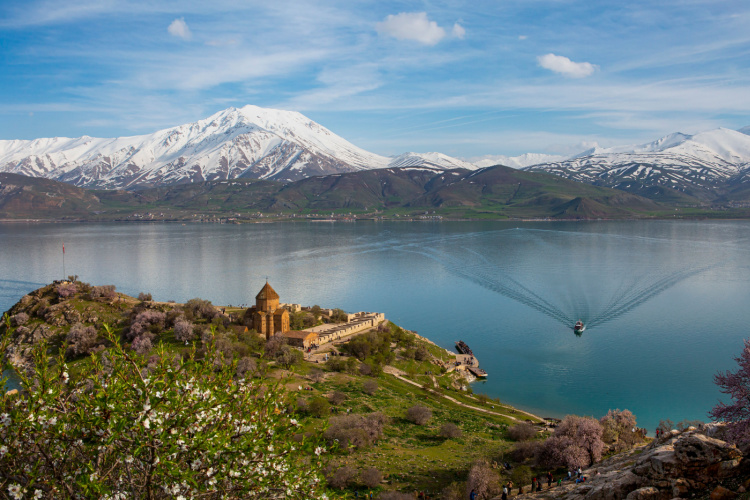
<box><xmin>508</xmin><ymin>425</ymin><xmax>747</xmax><ymax>500</ymax></box>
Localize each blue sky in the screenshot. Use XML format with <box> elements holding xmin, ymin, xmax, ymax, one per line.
<box><xmin>1</xmin><ymin>0</ymin><xmax>749</xmax><ymax>158</ymax></box>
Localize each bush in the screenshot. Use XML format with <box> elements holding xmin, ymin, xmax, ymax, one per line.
<box><xmin>510</xmin><ymin>465</ymin><xmax>533</xmax><ymax>488</ymax></box>
<box><xmin>378</xmin><ymin>493</ymin><xmax>414</xmax><ymax>500</ymax></box>
<box><xmin>508</xmin><ymin>422</ymin><xmax>538</xmax><ymax>441</ymax></box>
<box><xmin>327</xmin><ymin>465</ymin><xmax>355</xmax><ymax>489</ymax></box>
<box><xmin>439</xmin><ymin>422</ymin><xmax>463</xmax><ymax>439</ymax></box>
<box><xmin>174</xmin><ymin>319</ymin><xmax>195</xmax><ymax>342</ymax></box>
<box><xmin>406</xmin><ymin>405</ymin><xmax>432</xmax><ymax>425</ymax></box>
<box><xmin>537</xmin><ymin>415</ymin><xmax>603</xmax><ymax>469</ymax></box>
<box><xmin>235</xmin><ymin>356</ymin><xmax>257</xmax><ymax>378</ymax></box>
<box><xmin>137</xmin><ymin>292</ymin><xmax>152</xmax><ymax>302</ymax></box>
<box><xmin>127</xmin><ymin>310</ymin><xmax>166</xmax><ymax>341</ymax></box>
<box><xmin>275</xmin><ymin>345</ymin><xmax>303</xmax><ymax>368</ymax></box>
<box><xmin>56</xmin><ymin>282</ymin><xmax>77</xmax><ymax>298</ymax></box>
<box><xmin>0</xmin><ymin>323</ymin><xmax>328</xmax><ymax>498</ymax></box>
<box><xmin>600</xmin><ymin>409</ymin><xmax>639</xmax><ymax>451</ymax></box>
<box><xmin>10</xmin><ymin>312</ymin><xmax>29</xmax><ymax>327</ymax></box>
<box><xmin>466</xmin><ymin>459</ymin><xmax>500</xmax><ymax>500</ymax></box>
<box><xmin>441</xmin><ymin>482</ymin><xmax>465</xmax><ymax>500</ymax></box>
<box><xmin>264</xmin><ymin>334</ymin><xmax>287</xmax><ymax>358</ymax></box>
<box><xmin>308</xmin><ymin>397</ymin><xmax>331</xmax><ymax>418</ymax></box>
<box><xmin>511</xmin><ymin>440</ymin><xmax>541</xmax><ymax>462</ymax></box>
<box><xmin>91</xmin><ymin>285</ymin><xmax>117</xmax><ymax>300</ymax></box>
<box><xmin>329</xmin><ymin>391</ymin><xmax>347</xmax><ymax>405</ymax></box>
<box><xmin>184</xmin><ymin>297</ymin><xmax>217</xmax><ymax>320</ymax></box>
<box><xmin>656</xmin><ymin>419</ymin><xmax>674</xmax><ymax>435</ymax></box>
<box><xmin>414</xmin><ymin>345</ymin><xmax>429</xmax><ymax>361</ymax></box>
<box><xmin>362</xmin><ymin>379</ymin><xmax>378</xmax><ymax>395</ymax></box>
<box><xmin>131</xmin><ymin>333</ymin><xmax>154</xmax><ymax>356</ymax></box>
<box><xmin>324</xmin><ymin>412</ymin><xmax>388</xmax><ymax>450</ymax></box>
<box><xmin>66</xmin><ymin>323</ymin><xmax>98</xmax><ymax>357</ymax></box>
<box><xmin>361</xmin><ymin>467</ymin><xmax>382</xmax><ymax>488</ymax></box>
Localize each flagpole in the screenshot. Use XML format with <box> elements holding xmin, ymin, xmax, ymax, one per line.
<box><xmin>62</xmin><ymin>241</ymin><xmax>66</xmax><ymax>280</ymax></box>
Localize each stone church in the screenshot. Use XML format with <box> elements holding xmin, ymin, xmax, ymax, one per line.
<box><xmin>247</xmin><ymin>281</ymin><xmax>289</xmax><ymax>339</ymax></box>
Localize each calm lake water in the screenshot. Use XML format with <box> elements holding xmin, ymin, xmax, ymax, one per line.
<box><xmin>2</xmin><ymin>220</ymin><xmax>749</xmax><ymax>431</ymax></box>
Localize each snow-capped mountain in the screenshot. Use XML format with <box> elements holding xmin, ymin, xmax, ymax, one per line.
<box><xmin>0</xmin><ymin>105</ymin><xmax>476</xmax><ymax>189</ymax></box>
<box><xmin>470</xmin><ymin>153</ymin><xmax>567</xmax><ymax>169</ymax></box>
<box><xmin>524</xmin><ymin>127</ymin><xmax>750</xmax><ymax>202</ymax></box>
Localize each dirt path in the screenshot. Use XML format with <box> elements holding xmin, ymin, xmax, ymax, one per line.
<box><xmin>382</xmin><ymin>366</ymin><xmax>543</xmax><ymax>423</ymax></box>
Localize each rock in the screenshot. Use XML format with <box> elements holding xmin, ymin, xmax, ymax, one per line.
<box><xmin>625</xmin><ymin>487</ymin><xmax>667</xmax><ymax>500</ymax></box>
<box><xmin>6</xmin><ymin>389</ymin><xmax>19</xmax><ymax>396</ymax></box>
<box><xmin>674</xmin><ymin>433</ymin><xmax>740</xmax><ymax>466</ymax></box>
<box><xmin>582</xmin><ymin>471</ymin><xmax>644</xmax><ymax>500</ymax></box>
<box><xmin>709</xmin><ymin>485</ymin><xmax>738</xmax><ymax>500</ymax></box>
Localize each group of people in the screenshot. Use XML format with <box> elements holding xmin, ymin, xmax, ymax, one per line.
<box><xmin>468</xmin><ymin>468</ymin><xmax>588</xmax><ymax>499</ymax></box>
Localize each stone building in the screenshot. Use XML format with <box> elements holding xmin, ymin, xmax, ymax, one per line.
<box><xmin>249</xmin><ymin>282</ymin><xmax>289</xmax><ymax>339</ymax></box>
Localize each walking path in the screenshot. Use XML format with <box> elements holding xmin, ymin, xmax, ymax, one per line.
<box><xmin>382</xmin><ymin>366</ymin><xmax>543</xmax><ymax>423</ymax></box>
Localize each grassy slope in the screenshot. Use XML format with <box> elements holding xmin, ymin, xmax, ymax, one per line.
<box><xmin>2</xmin><ymin>284</ymin><xmax>546</xmax><ymax>496</ymax></box>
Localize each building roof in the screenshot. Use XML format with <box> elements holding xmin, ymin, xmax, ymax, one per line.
<box><xmin>256</xmin><ymin>281</ymin><xmax>280</xmax><ymax>301</ymax></box>
<box><xmin>273</xmin><ymin>308</ymin><xmax>287</xmax><ymax>316</ymax></box>
<box><xmin>283</xmin><ymin>331</ymin><xmax>318</xmax><ymax>340</ymax></box>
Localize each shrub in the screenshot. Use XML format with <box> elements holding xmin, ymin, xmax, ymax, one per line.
<box><xmin>414</xmin><ymin>345</ymin><xmax>429</xmax><ymax>361</ymax></box>
<box><xmin>511</xmin><ymin>440</ymin><xmax>541</xmax><ymax>462</ymax></box>
<box><xmin>0</xmin><ymin>323</ymin><xmax>328</xmax><ymax>498</ymax></box>
<box><xmin>676</xmin><ymin>419</ymin><xmax>703</xmax><ymax>431</ymax></box>
<box><xmin>327</xmin><ymin>465</ymin><xmax>355</xmax><ymax>489</ymax></box>
<box><xmin>439</xmin><ymin>422</ymin><xmax>463</xmax><ymax>439</ymax></box>
<box><xmin>361</xmin><ymin>467</ymin><xmax>382</xmax><ymax>488</ymax></box>
<box><xmin>465</xmin><ymin>459</ymin><xmax>500</xmax><ymax>500</ymax></box>
<box><xmin>174</xmin><ymin>319</ymin><xmax>195</xmax><ymax>342</ymax></box>
<box><xmin>508</xmin><ymin>422</ymin><xmax>538</xmax><ymax>441</ymax></box>
<box><xmin>329</xmin><ymin>391</ymin><xmax>347</xmax><ymax>405</ymax></box>
<box><xmin>359</xmin><ymin>362</ymin><xmax>372</xmax><ymax>376</ymax></box>
<box><xmin>537</xmin><ymin>415</ymin><xmax>603</xmax><ymax>469</ymax></box>
<box><xmin>131</xmin><ymin>333</ymin><xmax>154</xmax><ymax>356</ymax></box>
<box><xmin>126</xmin><ymin>310</ymin><xmax>166</xmax><ymax>341</ymax></box>
<box><xmin>656</xmin><ymin>419</ymin><xmax>674</xmax><ymax>435</ymax></box>
<box><xmin>275</xmin><ymin>345</ymin><xmax>303</xmax><ymax>368</ymax></box>
<box><xmin>296</xmin><ymin>397</ymin><xmax>309</xmax><ymax>414</ymax></box>
<box><xmin>710</xmin><ymin>339</ymin><xmax>750</xmax><ymax>445</ymax></box>
<box><xmin>378</xmin><ymin>493</ymin><xmax>414</xmax><ymax>500</ymax></box>
<box><xmin>600</xmin><ymin>409</ymin><xmax>639</xmax><ymax>451</ymax></box>
<box><xmin>184</xmin><ymin>297</ymin><xmax>217</xmax><ymax>320</ymax></box>
<box><xmin>91</xmin><ymin>285</ymin><xmax>117</xmax><ymax>300</ymax></box>
<box><xmin>56</xmin><ymin>282</ymin><xmax>77</xmax><ymax>298</ymax></box>
<box><xmin>264</xmin><ymin>334</ymin><xmax>287</xmax><ymax>358</ymax></box>
<box><xmin>137</xmin><ymin>292</ymin><xmax>153</xmax><ymax>302</ymax></box>
<box><xmin>362</xmin><ymin>379</ymin><xmax>378</xmax><ymax>395</ymax></box>
<box><xmin>330</xmin><ymin>308</ymin><xmax>348</xmax><ymax>323</ymax></box>
<box><xmin>308</xmin><ymin>397</ymin><xmax>331</xmax><ymax>418</ymax></box>
<box><xmin>510</xmin><ymin>465</ymin><xmax>533</xmax><ymax>488</ymax></box>
<box><xmin>66</xmin><ymin>323</ymin><xmax>99</xmax><ymax>357</ymax></box>
<box><xmin>406</xmin><ymin>405</ymin><xmax>432</xmax><ymax>425</ymax></box>
<box><xmin>10</xmin><ymin>312</ymin><xmax>29</xmax><ymax>327</ymax></box>
<box><xmin>324</xmin><ymin>412</ymin><xmax>388</xmax><ymax>450</ymax></box>
<box><xmin>441</xmin><ymin>482</ymin><xmax>465</xmax><ymax>500</ymax></box>
<box><xmin>235</xmin><ymin>356</ymin><xmax>257</xmax><ymax>378</ymax></box>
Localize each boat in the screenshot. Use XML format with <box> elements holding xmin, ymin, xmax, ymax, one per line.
<box><xmin>467</xmin><ymin>366</ymin><xmax>488</xmax><ymax>378</ymax></box>
<box><xmin>455</xmin><ymin>340</ymin><xmax>474</xmax><ymax>356</ymax></box>
<box><xmin>574</xmin><ymin>320</ymin><xmax>585</xmax><ymax>333</ymax></box>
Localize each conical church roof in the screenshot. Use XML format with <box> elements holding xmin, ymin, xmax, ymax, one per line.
<box><xmin>256</xmin><ymin>281</ymin><xmax>280</xmax><ymax>301</ymax></box>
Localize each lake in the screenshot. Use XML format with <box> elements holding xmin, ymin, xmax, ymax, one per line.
<box><xmin>2</xmin><ymin>220</ymin><xmax>749</xmax><ymax>432</ymax></box>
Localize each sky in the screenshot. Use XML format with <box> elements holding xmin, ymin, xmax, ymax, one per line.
<box><xmin>1</xmin><ymin>0</ymin><xmax>749</xmax><ymax>159</ymax></box>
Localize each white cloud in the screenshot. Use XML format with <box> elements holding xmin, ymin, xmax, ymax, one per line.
<box><xmin>518</xmin><ymin>35</ymin><xmax>527</xmax><ymax>40</ymax></box>
<box><xmin>168</xmin><ymin>17</ymin><xmax>192</xmax><ymax>41</ymax></box>
<box><xmin>537</xmin><ymin>53</ymin><xmax>596</xmax><ymax>78</ymax></box>
<box><xmin>452</xmin><ymin>23</ymin><xmax>465</xmax><ymax>40</ymax></box>
<box><xmin>376</xmin><ymin>12</ymin><xmax>446</xmax><ymax>46</ymax></box>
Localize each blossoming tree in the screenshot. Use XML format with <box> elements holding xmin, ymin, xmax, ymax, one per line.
<box><xmin>1</xmin><ymin>320</ymin><xmax>331</xmax><ymax>499</ymax></box>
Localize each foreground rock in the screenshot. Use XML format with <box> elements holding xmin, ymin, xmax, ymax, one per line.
<box><xmin>506</xmin><ymin>425</ymin><xmax>747</xmax><ymax>500</ymax></box>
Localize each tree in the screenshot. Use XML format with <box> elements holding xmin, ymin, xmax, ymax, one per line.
<box><xmin>510</xmin><ymin>465</ymin><xmax>533</xmax><ymax>489</ymax></box>
<box><xmin>66</xmin><ymin>323</ymin><xmax>99</xmax><ymax>357</ymax></box>
<box><xmin>362</xmin><ymin>379</ymin><xmax>378</xmax><ymax>395</ymax></box>
<box><xmin>0</xmin><ymin>322</ymin><xmax>329</xmax><ymax>499</ymax></box>
<box><xmin>174</xmin><ymin>319</ymin><xmax>195</xmax><ymax>342</ymax></box>
<box><xmin>360</xmin><ymin>467</ymin><xmax>382</xmax><ymax>488</ymax></box>
<box><xmin>656</xmin><ymin>419</ymin><xmax>674</xmax><ymax>436</ymax></box>
<box><xmin>710</xmin><ymin>339</ymin><xmax>750</xmax><ymax>445</ymax></box>
<box><xmin>439</xmin><ymin>422</ymin><xmax>462</xmax><ymax>439</ymax></box>
<box><xmin>600</xmin><ymin>409</ymin><xmax>638</xmax><ymax>451</ymax></box>
<box><xmin>466</xmin><ymin>459</ymin><xmax>500</xmax><ymax>500</ymax></box>
<box><xmin>508</xmin><ymin>422</ymin><xmax>538</xmax><ymax>441</ymax></box>
<box><xmin>538</xmin><ymin>415</ymin><xmax>604</xmax><ymax>468</ymax></box>
<box><xmin>308</xmin><ymin>397</ymin><xmax>331</xmax><ymax>418</ymax></box>
<box><xmin>137</xmin><ymin>292</ymin><xmax>152</xmax><ymax>302</ymax></box>
<box><xmin>406</xmin><ymin>405</ymin><xmax>432</xmax><ymax>425</ymax></box>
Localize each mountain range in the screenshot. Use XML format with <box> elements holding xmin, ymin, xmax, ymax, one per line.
<box><xmin>0</xmin><ymin>105</ymin><xmax>476</xmax><ymax>189</ymax></box>
<box><xmin>1</xmin><ymin>104</ymin><xmax>749</xmax><ymax>207</ymax></box>
<box><xmin>524</xmin><ymin>128</ymin><xmax>750</xmax><ymax>203</ymax></box>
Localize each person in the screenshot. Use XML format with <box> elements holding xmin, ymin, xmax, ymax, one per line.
<box><xmin>502</xmin><ymin>485</ymin><xmax>508</xmax><ymax>500</ymax></box>
<box><xmin>536</xmin><ymin>481</ymin><xmax>542</xmax><ymax>492</ymax></box>
<box><xmin>557</xmin><ymin>478</ymin><xmax>562</xmax><ymax>487</ymax></box>
<box><xmin>577</xmin><ymin>467</ymin><xmax>582</xmax><ymax>478</ymax></box>
<box><xmin>532</xmin><ymin>477</ymin><xmax>537</xmax><ymax>490</ymax></box>
<box><xmin>567</xmin><ymin>470</ymin><xmax>572</xmax><ymax>481</ymax></box>
<box><xmin>547</xmin><ymin>471</ymin><xmax>553</xmax><ymax>488</ymax></box>
<box><xmin>469</xmin><ymin>489</ymin><xmax>477</xmax><ymax>500</ymax></box>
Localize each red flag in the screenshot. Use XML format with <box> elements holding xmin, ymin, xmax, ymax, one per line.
<box><xmin>62</xmin><ymin>243</ymin><xmax>65</xmax><ymax>254</ymax></box>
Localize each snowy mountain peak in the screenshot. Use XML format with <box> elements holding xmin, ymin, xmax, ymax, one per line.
<box><xmin>0</xmin><ymin>105</ymin><xmax>475</xmax><ymax>189</ymax></box>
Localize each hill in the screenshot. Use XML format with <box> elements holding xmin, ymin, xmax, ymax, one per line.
<box><xmin>0</xmin><ymin>166</ymin><xmax>688</xmax><ymax>221</ymax></box>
